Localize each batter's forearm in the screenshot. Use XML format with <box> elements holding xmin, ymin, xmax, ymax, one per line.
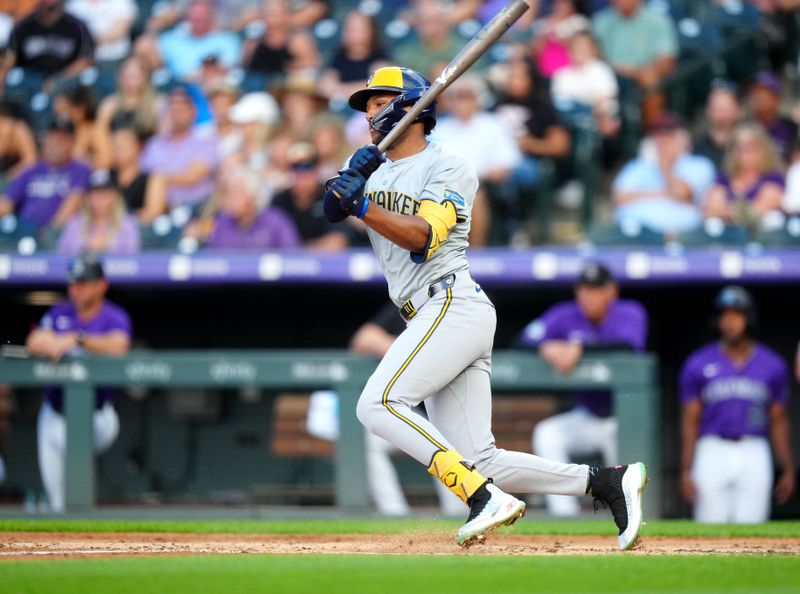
<box><xmin>362</xmin><ymin>203</ymin><xmax>429</xmax><ymax>252</ymax></box>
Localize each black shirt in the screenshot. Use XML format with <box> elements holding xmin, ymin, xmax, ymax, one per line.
<box><xmin>692</xmin><ymin>133</ymin><xmax>726</xmax><ymax>171</ymax></box>
<box><xmin>8</xmin><ymin>9</ymin><xmax>94</xmax><ymax>76</ymax></box>
<box><xmin>272</xmin><ymin>185</ymin><xmax>340</xmax><ymax>242</ymax></box>
<box><xmin>247</xmin><ymin>41</ymin><xmax>292</xmax><ymax>75</ymax></box>
<box><xmin>327</xmin><ymin>48</ymin><xmax>390</xmax><ymax>83</ymax></box>
<box><xmin>111</xmin><ymin>169</ymin><xmax>149</xmax><ymax>213</ymax></box>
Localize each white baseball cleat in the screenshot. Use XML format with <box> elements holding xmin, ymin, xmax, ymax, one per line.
<box><xmin>455</xmin><ymin>482</ymin><xmax>526</xmax><ymax>548</ymax></box>
<box><xmin>590</xmin><ymin>462</ymin><xmax>648</xmax><ymax>551</ymax></box>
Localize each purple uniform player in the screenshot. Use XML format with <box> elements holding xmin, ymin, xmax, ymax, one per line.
<box><xmin>679</xmin><ymin>286</ymin><xmax>795</xmax><ymax>523</ymax></box>
<box><xmin>517</xmin><ymin>263</ymin><xmax>648</xmax><ymax>516</ymax></box>
<box><xmin>26</xmin><ymin>254</ymin><xmax>132</xmax><ymax>512</ymax></box>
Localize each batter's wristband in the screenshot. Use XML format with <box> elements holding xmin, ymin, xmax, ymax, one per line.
<box><xmin>357</xmin><ymin>198</ymin><xmax>369</xmax><ymax>219</ymax></box>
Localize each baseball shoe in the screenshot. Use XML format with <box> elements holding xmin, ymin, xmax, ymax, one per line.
<box><xmin>589</xmin><ymin>462</ymin><xmax>648</xmax><ymax>551</ymax></box>
<box><xmin>455</xmin><ymin>481</ymin><xmax>526</xmax><ymax>548</ymax></box>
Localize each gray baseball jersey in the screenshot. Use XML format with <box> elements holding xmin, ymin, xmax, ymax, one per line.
<box><xmin>347</xmin><ymin>140</ymin><xmax>475</xmax><ymax>306</ymax></box>
<box><xmin>352</xmin><ymin>139</ymin><xmax>590</xmax><ymax>502</ymax></box>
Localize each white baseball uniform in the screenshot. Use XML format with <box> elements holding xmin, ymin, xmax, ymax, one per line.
<box><xmin>353</xmin><ymin>140</ymin><xmax>590</xmax><ymax>499</ymax></box>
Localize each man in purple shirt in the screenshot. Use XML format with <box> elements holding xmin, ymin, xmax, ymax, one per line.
<box><xmin>25</xmin><ymin>253</ymin><xmax>131</xmax><ymax>512</ymax></box>
<box><xmin>516</xmin><ymin>262</ymin><xmax>648</xmax><ymax>516</ymax></box>
<box><xmin>140</xmin><ymin>85</ymin><xmax>219</xmax><ymax>210</ymax></box>
<box><xmin>0</xmin><ymin>117</ymin><xmax>90</xmax><ymax>232</ymax></box>
<box><xmin>679</xmin><ymin>286</ymin><xmax>795</xmax><ymax>523</ymax></box>
<box><xmin>200</xmin><ymin>168</ymin><xmax>301</xmax><ymax>250</ymax></box>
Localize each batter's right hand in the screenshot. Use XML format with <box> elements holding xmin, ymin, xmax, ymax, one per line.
<box><xmin>330</xmin><ymin>168</ymin><xmax>369</xmax><ymax>218</ymax></box>
<box><xmin>349</xmin><ymin>145</ymin><xmax>385</xmax><ymax>179</ymax></box>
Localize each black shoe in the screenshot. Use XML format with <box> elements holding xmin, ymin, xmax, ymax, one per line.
<box><xmin>589</xmin><ymin>463</ymin><xmax>648</xmax><ymax>550</ymax></box>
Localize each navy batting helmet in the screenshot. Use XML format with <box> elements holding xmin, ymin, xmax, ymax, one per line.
<box><xmin>714</xmin><ymin>285</ymin><xmax>757</xmax><ymax>330</ymax></box>
<box><xmin>348</xmin><ymin>66</ymin><xmax>436</xmax><ymax>136</ymax></box>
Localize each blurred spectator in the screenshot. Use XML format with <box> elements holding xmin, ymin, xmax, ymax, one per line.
<box><xmin>274</xmin><ymin>71</ymin><xmax>329</xmax><ymax>138</ymax></box>
<box><xmin>286</xmin><ymin>28</ymin><xmax>321</xmax><ymax>75</ymax></box>
<box><xmin>96</xmin><ymin>55</ymin><xmax>163</xmax><ymax>143</ymax></box>
<box><xmin>550</xmin><ymin>30</ymin><xmax>619</xmax><ymax>136</ymax></box>
<box><xmin>309</xmin><ymin>116</ymin><xmax>352</xmax><ymax>181</ymax></box>
<box><xmin>56</xmin><ymin>168</ymin><xmax>140</xmax><ymax>254</ymax></box>
<box><xmin>747</xmin><ymin>71</ymin><xmax>799</xmax><ymax>164</ymax></box>
<box><xmin>54</xmin><ymin>84</ymin><xmax>107</xmax><ymax>167</ymax></box>
<box><xmin>140</xmin><ymin>85</ymin><xmax>219</xmax><ymax>211</ymax></box>
<box><xmin>135</xmin><ymin>0</ymin><xmax>241</xmax><ymax>81</ymax></box>
<box><xmin>493</xmin><ymin>58</ymin><xmax>571</xmax><ymax>240</ymax></box>
<box><xmin>592</xmin><ymin>0</ymin><xmax>677</xmax><ymax>125</ymax></box>
<box><xmin>0</xmin><ymin>101</ymin><xmax>37</xmax><ymax>185</ymax></box>
<box><xmin>680</xmin><ymin>286</ymin><xmax>795</xmax><ymax>523</ymax></box>
<box><xmin>207</xmin><ymin>81</ymin><xmax>241</xmax><ymax>158</ymax></box>
<box><xmin>272</xmin><ymin>141</ymin><xmax>348</xmax><ymax>250</ymax></box>
<box><xmin>242</xmin><ymin>0</ymin><xmax>293</xmax><ymax>81</ymax></box>
<box><xmin>319</xmin><ymin>10</ymin><xmax>390</xmax><ymax>106</ymax></box>
<box><xmin>0</xmin><ymin>117</ymin><xmax>90</xmax><ymax>232</ymax></box>
<box><xmin>143</xmin><ymin>0</ymin><xmax>261</xmax><ymax>35</ymax></box>
<box><xmin>703</xmin><ymin>123</ymin><xmax>785</xmax><ymax>229</ymax></box>
<box><xmin>109</xmin><ymin>125</ymin><xmax>167</xmax><ymax>224</ymax></box>
<box><xmin>783</xmin><ymin>141</ymin><xmax>800</xmax><ymax>215</ymax></box>
<box><xmin>65</xmin><ymin>0</ymin><xmax>136</xmax><ymax>65</ymax></box>
<box><xmin>2</xmin><ymin>0</ymin><xmax>94</xmax><ymax>99</ymax></box>
<box><xmin>284</xmin><ymin>0</ymin><xmax>328</xmax><ymax>29</ymax></box>
<box><xmin>26</xmin><ymin>253</ymin><xmax>130</xmax><ymax>513</ymax></box>
<box><xmin>433</xmin><ymin>75</ymin><xmax>522</xmax><ymax>246</ymax></box>
<box><xmin>224</xmin><ymin>91</ymin><xmax>281</xmax><ymax>182</ymax></box>
<box><xmin>0</xmin><ymin>1</ymin><xmax>38</xmax><ymax>45</ymax></box>
<box><xmin>612</xmin><ymin>112</ymin><xmax>715</xmax><ymax>234</ymax></box>
<box><xmin>530</xmin><ymin>0</ymin><xmax>590</xmax><ymax>78</ymax></box>
<box><xmin>188</xmin><ymin>168</ymin><xmax>300</xmax><ymax>249</ymax></box>
<box><xmin>515</xmin><ymin>262</ymin><xmax>647</xmax><ymax>517</ymax></box>
<box><xmin>692</xmin><ymin>81</ymin><xmax>743</xmax><ymax>172</ymax></box>
<box><xmin>394</xmin><ymin>0</ymin><xmax>470</xmax><ymax>78</ymax></box>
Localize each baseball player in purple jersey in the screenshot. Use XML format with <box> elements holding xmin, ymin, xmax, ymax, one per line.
<box><xmin>517</xmin><ymin>263</ymin><xmax>648</xmax><ymax>516</ymax></box>
<box><xmin>679</xmin><ymin>286</ymin><xmax>795</xmax><ymax>523</ymax></box>
<box><xmin>322</xmin><ymin>65</ymin><xmax>648</xmax><ymax>550</ymax></box>
<box><xmin>25</xmin><ymin>253</ymin><xmax>131</xmax><ymax>512</ymax></box>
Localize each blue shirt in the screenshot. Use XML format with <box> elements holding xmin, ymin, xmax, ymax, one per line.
<box><xmin>157</xmin><ymin>28</ymin><xmax>241</xmax><ymax>79</ymax></box>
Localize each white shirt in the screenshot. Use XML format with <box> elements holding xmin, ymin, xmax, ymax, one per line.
<box><xmin>67</xmin><ymin>0</ymin><xmax>137</xmax><ymax>62</ymax></box>
<box><xmin>432</xmin><ymin>112</ymin><xmax>522</xmax><ymax>178</ymax></box>
<box><xmin>551</xmin><ymin>59</ymin><xmax>618</xmax><ymax>109</ymax></box>
<box><xmin>783</xmin><ymin>162</ymin><xmax>800</xmax><ymax>214</ymax></box>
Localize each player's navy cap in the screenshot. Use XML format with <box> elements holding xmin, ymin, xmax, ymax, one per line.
<box><xmin>577</xmin><ymin>263</ymin><xmax>614</xmax><ymax>287</ymax></box>
<box><xmin>714</xmin><ymin>285</ymin><xmax>754</xmax><ymax>313</ymax></box>
<box><xmin>68</xmin><ymin>253</ymin><xmax>105</xmax><ymax>282</ymax></box>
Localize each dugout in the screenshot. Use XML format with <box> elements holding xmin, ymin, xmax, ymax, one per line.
<box><xmin>0</xmin><ymin>249</ymin><xmax>799</xmax><ymax>519</ymax></box>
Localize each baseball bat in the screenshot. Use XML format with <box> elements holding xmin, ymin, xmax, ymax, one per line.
<box><xmin>376</xmin><ymin>0</ymin><xmax>532</xmax><ymax>153</ymax></box>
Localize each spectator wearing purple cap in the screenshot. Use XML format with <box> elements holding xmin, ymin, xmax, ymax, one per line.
<box><xmin>56</xmin><ymin>168</ymin><xmax>140</xmax><ymax>255</ymax></box>
<box><xmin>187</xmin><ymin>168</ymin><xmax>300</xmax><ymax>250</ymax></box>
<box><xmin>704</xmin><ymin>123</ymin><xmax>785</xmax><ymax>228</ymax></box>
<box><xmin>680</xmin><ymin>286</ymin><xmax>795</xmax><ymax>523</ymax></box>
<box><xmin>0</xmin><ymin>117</ymin><xmax>90</xmax><ymax>232</ymax></box>
<box><xmin>139</xmin><ymin>85</ymin><xmax>219</xmax><ymax>210</ymax></box>
<box><xmin>748</xmin><ymin>71</ymin><xmax>799</xmax><ymax>164</ymax></box>
<box><xmin>612</xmin><ymin>112</ymin><xmax>715</xmax><ymax>234</ymax></box>
<box><xmin>515</xmin><ymin>262</ymin><xmax>648</xmax><ymax>517</ymax></box>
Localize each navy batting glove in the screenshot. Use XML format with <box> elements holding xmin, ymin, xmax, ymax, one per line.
<box><xmin>330</xmin><ymin>168</ymin><xmax>369</xmax><ymax>218</ymax></box>
<box><xmin>322</xmin><ymin>187</ymin><xmax>349</xmax><ymax>222</ymax></box>
<box><xmin>349</xmin><ymin>145</ymin><xmax>385</xmax><ymax>179</ymax></box>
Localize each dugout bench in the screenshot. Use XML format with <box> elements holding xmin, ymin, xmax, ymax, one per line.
<box><xmin>0</xmin><ymin>351</ymin><xmax>661</xmax><ymax>517</ymax></box>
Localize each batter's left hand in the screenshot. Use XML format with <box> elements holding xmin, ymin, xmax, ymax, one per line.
<box><xmin>774</xmin><ymin>469</ymin><xmax>796</xmax><ymax>505</ymax></box>
<box><xmin>330</xmin><ymin>168</ymin><xmax>369</xmax><ymax>218</ymax></box>
<box><xmin>349</xmin><ymin>145</ymin><xmax>385</xmax><ymax>178</ymax></box>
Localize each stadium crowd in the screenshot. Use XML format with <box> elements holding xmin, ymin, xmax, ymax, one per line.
<box><xmin>0</xmin><ymin>0</ymin><xmax>799</xmax><ymax>251</ymax></box>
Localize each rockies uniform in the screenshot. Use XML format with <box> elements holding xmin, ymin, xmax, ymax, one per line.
<box><xmin>325</xmin><ymin>66</ymin><xmax>647</xmax><ymax>549</ymax></box>
<box><xmin>680</xmin><ymin>313</ymin><xmax>790</xmax><ymax>523</ymax></box>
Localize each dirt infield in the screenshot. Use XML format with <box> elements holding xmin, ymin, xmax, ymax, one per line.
<box><xmin>1</xmin><ymin>532</ymin><xmax>799</xmax><ymax>559</ymax></box>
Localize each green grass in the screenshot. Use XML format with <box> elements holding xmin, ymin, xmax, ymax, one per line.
<box><xmin>2</xmin><ymin>554</ymin><xmax>800</xmax><ymax>594</ymax></box>
<box><xmin>1</xmin><ymin>518</ymin><xmax>799</xmax><ymax>538</ymax></box>
<box><xmin>2</xmin><ymin>519</ymin><xmax>799</xmax><ymax>594</ymax></box>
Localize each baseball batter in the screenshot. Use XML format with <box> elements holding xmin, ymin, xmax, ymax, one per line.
<box><xmin>679</xmin><ymin>286</ymin><xmax>795</xmax><ymax>523</ymax></box>
<box><xmin>324</xmin><ymin>66</ymin><xmax>647</xmax><ymax>549</ymax></box>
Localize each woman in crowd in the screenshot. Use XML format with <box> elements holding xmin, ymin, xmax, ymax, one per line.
<box><xmin>57</xmin><ymin>169</ymin><xmax>141</xmax><ymax>255</ymax></box>
<box><xmin>109</xmin><ymin>125</ymin><xmax>167</xmax><ymax>224</ymax></box>
<box><xmin>530</xmin><ymin>0</ymin><xmax>590</xmax><ymax>78</ymax></box>
<box><xmin>0</xmin><ymin>102</ymin><xmax>37</xmax><ymax>187</ymax></box>
<box><xmin>704</xmin><ymin>123</ymin><xmax>785</xmax><ymax>226</ymax></box>
<box><xmin>96</xmin><ymin>56</ymin><xmax>163</xmax><ymax>150</ymax></box>
<box><xmin>56</xmin><ymin>86</ymin><xmax>108</xmax><ymax>168</ymax></box>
